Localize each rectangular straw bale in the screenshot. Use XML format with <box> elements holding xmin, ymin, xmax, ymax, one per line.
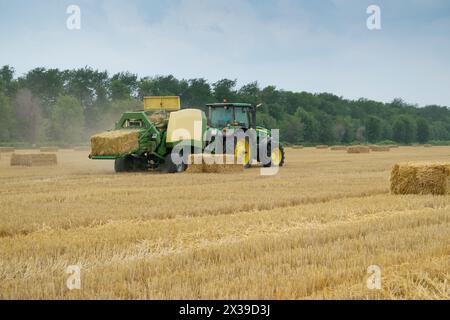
<box><xmin>330</xmin><ymin>146</ymin><xmax>347</xmax><ymax>151</ymax></box>
<box><xmin>10</xmin><ymin>153</ymin><xmax>57</xmax><ymax>167</ymax></box>
<box><xmin>186</xmin><ymin>154</ymin><xmax>243</xmax><ymax>173</ymax></box>
<box><xmin>347</xmin><ymin>146</ymin><xmax>370</xmax><ymax>153</ymax></box>
<box><xmin>390</xmin><ymin>162</ymin><xmax>450</xmax><ymax>195</ymax></box>
<box><xmin>0</xmin><ymin>147</ymin><xmax>15</xmax><ymax>153</ymax></box>
<box><xmin>316</xmin><ymin>145</ymin><xmax>329</xmax><ymax>149</ymax></box>
<box><xmin>370</xmin><ymin>145</ymin><xmax>390</xmax><ymax>152</ymax></box>
<box><xmin>91</xmin><ymin>130</ymin><xmax>141</xmax><ymax>156</ymax></box>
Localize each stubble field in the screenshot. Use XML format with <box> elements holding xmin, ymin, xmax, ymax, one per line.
<box><xmin>0</xmin><ymin>147</ymin><xmax>449</xmax><ymax>299</ymax></box>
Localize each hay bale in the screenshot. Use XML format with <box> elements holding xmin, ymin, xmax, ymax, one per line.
<box><xmin>330</xmin><ymin>146</ymin><xmax>347</xmax><ymax>151</ymax></box>
<box><xmin>292</xmin><ymin>145</ymin><xmax>304</xmax><ymax>149</ymax></box>
<box><xmin>390</xmin><ymin>162</ymin><xmax>450</xmax><ymax>195</ymax></box>
<box><xmin>10</xmin><ymin>153</ymin><xmax>57</xmax><ymax>167</ymax></box>
<box><xmin>185</xmin><ymin>154</ymin><xmax>205</xmax><ymax>173</ymax></box>
<box><xmin>316</xmin><ymin>145</ymin><xmax>329</xmax><ymax>149</ymax></box>
<box><xmin>0</xmin><ymin>147</ymin><xmax>15</xmax><ymax>153</ymax></box>
<box><xmin>370</xmin><ymin>145</ymin><xmax>390</xmax><ymax>152</ymax></box>
<box><xmin>10</xmin><ymin>154</ymin><xmax>32</xmax><ymax>166</ymax></box>
<box><xmin>347</xmin><ymin>146</ymin><xmax>370</xmax><ymax>153</ymax></box>
<box><xmin>424</xmin><ymin>144</ymin><xmax>433</xmax><ymax>148</ymax></box>
<box><xmin>186</xmin><ymin>154</ymin><xmax>243</xmax><ymax>173</ymax></box>
<box><xmin>389</xmin><ymin>145</ymin><xmax>399</xmax><ymax>148</ymax></box>
<box><xmin>40</xmin><ymin>146</ymin><xmax>59</xmax><ymax>152</ymax></box>
<box><xmin>91</xmin><ymin>129</ymin><xmax>141</xmax><ymax>156</ymax></box>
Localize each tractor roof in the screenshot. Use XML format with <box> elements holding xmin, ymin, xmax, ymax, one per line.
<box><xmin>206</xmin><ymin>103</ymin><xmax>253</xmax><ymax>108</ymax></box>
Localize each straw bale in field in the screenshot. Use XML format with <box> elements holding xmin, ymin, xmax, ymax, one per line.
<box><xmin>390</xmin><ymin>162</ymin><xmax>450</xmax><ymax>195</ymax></box>
<box><xmin>389</xmin><ymin>145</ymin><xmax>399</xmax><ymax>148</ymax></box>
<box><xmin>424</xmin><ymin>144</ymin><xmax>433</xmax><ymax>148</ymax></box>
<box><xmin>291</xmin><ymin>145</ymin><xmax>304</xmax><ymax>149</ymax></box>
<box><xmin>316</xmin><ymin>145</ymin><xmax>329</xmax><ymax>149</ymax></box>
<box><xmin>347</xmin><ymin>146</ymin><xmax>370</xmax><ymax>153</ymax></box>
<box><xmin>0</xmin><ymin>147</ymin><xmax>15</xmax><ymax>153</ymax></box>
<box><xmin>10</xmin><ymin>153</ymin><xmax>57</xmax><ymax>167</ymax></box>
<box><xmin>186</xmin><ymin>154</ymin><xmax>243</xmax><ymax>173</ymax></box>
<box><xmin>370</xmin><ymin>145</ymin><xmax>390</xmax><ymax>152</ymax></box>
<box><xmin>91</xmin><ymin>130</ymin><xmax>140</xmax><ymax>156</ymax></box>
<box><xmin>330</xmin><ymin>146</ymin><xmax>347</xmax><ymax>151</ymax></box>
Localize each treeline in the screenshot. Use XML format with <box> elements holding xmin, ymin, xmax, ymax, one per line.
<box><xmin>1</xmin><ymin>65</ymin><xmax>450</xmax><ymax>146</ymax></box>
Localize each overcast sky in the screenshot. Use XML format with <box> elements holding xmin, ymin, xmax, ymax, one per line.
<box><xmin>0</xmin><ymin>0</ymin><xmax>449</xmax><ymax>106</ymax></box>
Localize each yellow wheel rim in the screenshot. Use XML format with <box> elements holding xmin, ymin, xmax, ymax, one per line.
<box><xmin>235</xmin><ymin>140</ymin><xmax>250</xmax><ymax>166</ymax></box>
<box><xmin>271</xmin><ymin>148</ymin><xmax>282</xmax><ymax>166</ymax></box>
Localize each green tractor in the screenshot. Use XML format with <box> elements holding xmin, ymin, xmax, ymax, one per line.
<box><xmin>89</xmin><ymin>97</ymin><xmax>284</xmax><ymax>172</ymax></box>
<box><xmin>205</xmin><ymin>102</ymin><xmax>285</xmax><ymax>168</ymax></box>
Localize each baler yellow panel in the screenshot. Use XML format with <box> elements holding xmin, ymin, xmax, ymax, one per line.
<box><xmin>144</xmin><ymin>96</ymin><xmax>180</xmax><ymax>111</ymax></box>
<box><xmin>166</xmin><ymin>109</ymin><xmax>205</xmax><ymax>144</ymax></box>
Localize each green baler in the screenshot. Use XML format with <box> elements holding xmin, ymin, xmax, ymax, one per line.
<box><xmin>90</xmin><ymin>97</ymin><xmax>207</xmax><ymax>173</ymax></box>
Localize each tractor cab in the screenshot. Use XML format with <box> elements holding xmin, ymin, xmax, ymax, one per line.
<box><xmin>206</xmin><ymin>103</ymin><xmax>256</xmax><ymax>130</ymax></box>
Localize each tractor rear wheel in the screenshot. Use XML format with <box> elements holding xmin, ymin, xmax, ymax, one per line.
<box><xmin>114</xmin><ymin>156</ymin><xmax>134</xmax><ymax>172</ymax></box>
<box><xmin>263</xmin><ymin>142</ymin><xmax>285</xmax><ymax>167</ymax></box>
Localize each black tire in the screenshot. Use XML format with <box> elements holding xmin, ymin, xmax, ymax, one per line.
<box><xmin>263</xmin><ymin>142</ymin><xmax>285</xmax><ymax>167</ymax></box>
<box><xmin>161</xmin><ymin>151</ymin><xmax>187</xmax><ymax>173</ymax></box>
<box><xmin>114</xmin><ymin>156</ymin><xmax>134</xmax><ymax>173</ymax></box>
<box><xmin>132</xmin><ymin>157</ymin><xmax>148</xmax><ymax>172</ymax></box>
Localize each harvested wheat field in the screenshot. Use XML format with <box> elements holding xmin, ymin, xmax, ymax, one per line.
<box><xmin>0</xmin><ymin>147</ymin><xmax>449</xmax><ymax>300</ymax></box>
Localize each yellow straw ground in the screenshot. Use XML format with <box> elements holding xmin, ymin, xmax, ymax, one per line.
<box><xmin>0</xmin><ymin>147</ymin><xmax>449</xmax><ymax>299</ymax></box>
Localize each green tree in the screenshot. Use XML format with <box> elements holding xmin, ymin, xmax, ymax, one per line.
<box><xmin>416</xmin><ymin>118</ymin><xmax>430</xmax><ymax>143</ymax></box>
<box><xmin>393</xmin><ymin>115</ymin><xmax>416</xmax><ymax>144</ymax></box>
<box><xmin>366</xmin><ymin>116</ymin><xmax>382</xmax><ymax>143</ymax></box>
<box><xmin>430</xmin><ymin>121</ymin><xmax>450</xmax><ymax>140</ymax></box>
<box><xmin>0</xmin><ymin>65</ymin><xmax>18</xmax><ymax>97</ymax></box>
<box><xmin>14</xmin><ymin>89</ymin><xmax>43</xmax><ymax>144</ymax></box>
<box><xmin>296</xmin><ymin>108</ymin><xmax>320</xmax><ymax>142</ymax></box>
<box><xmin>182</xmin><ymin>78</ymin><xmax>212</xmax><ymax>107</ymax></box>
<box><xmin>110</xmin><ymin>72</ymin><xmax>138</xmax><ymax>100</ymax></box>
<box><xmin>238</xmin><ymin>82</ymin><xmax>260</xmax><ymax>105</ymax></box>
<box><xmin>280</xmin><ymin>114</ymin><xmax>304</xmax><ymax>144</ymax></box>
<box><xmin>213</xmin><ymin>79</ymin><xmax>237</xmax><ymax>102</ymax></box>
<box><xmin>50</xmin><ymin>96</ymin><xmax>85</xmax><ymax>144</ymax></box>
<box><xmin>0</xmin><ymin>92</ymin><xmax>16</xmax><ymax>141</ymax></box>
<box><xmin>19</xmin><ymin>68</ymin><xmax>65</xmax><ymax>116</ymax></box>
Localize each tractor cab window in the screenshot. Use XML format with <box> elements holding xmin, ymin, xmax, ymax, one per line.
<box><xmin>234</xmin><ymin>108</ymin><xmax>250</xmax><ymax>127</ymax></box>
<box><xmin>210</xmin><ymin>107</ymin><xmax>233</xmax><ymax>127</ymax></box>
<box><xmin>210</xmin><ymin>106</ymin><xmax>250</xmax><ymax>127</ymax></box>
